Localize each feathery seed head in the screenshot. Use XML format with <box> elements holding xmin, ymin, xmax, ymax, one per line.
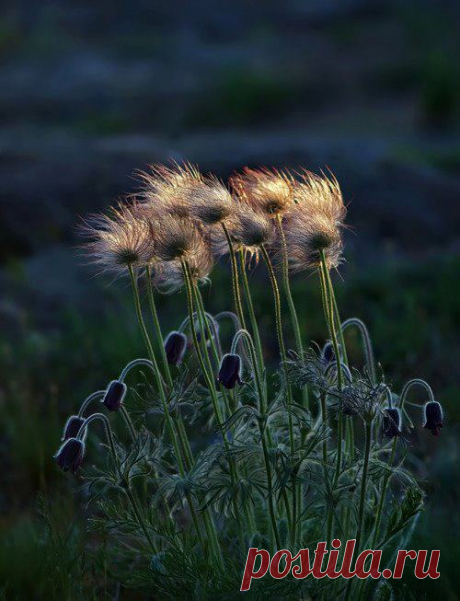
<box><xmin>80</xmin><ymin>203</ymin><xmax>153</xmax><ymax>276</ymax></box>
<box><xmin>137</xmin><ymin>162</ymin><xmax>202</xmax><ymax>220</ymax></box>
<box><xmin>283</xmin><ymin>171</ymin><xmax>346</xmax><ymax>271</ymax></box>
<box><xmin>284</xmin><ymin>206</ymin><xmax>343</xmax><ymax>271</ymax></box>
<box><xmin>230</xmin><ymin>167</ymin><xmax>293</xmax><ymax>218</ymax></box>
<box><xmin>211</xmin><ymin>205</ymin><xmax>273</xmax><ymax>260</ymax></box>
<box><xmin>295</xmin><ymin>170</ymin><xmax>346</xmax><ymax>224</ymax></box>
<box><xmin>184</xmin><ymin>176</ymin><xmax>234</xmax><ymax>226</ymax></box>
<box><xmin>154</xmin><ymin>217</ymin><xmax>206</xmax><ymax>262</ymax></box>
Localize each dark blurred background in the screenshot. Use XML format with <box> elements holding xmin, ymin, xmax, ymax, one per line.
<box><xmin>1</xmin><ymin>1</ymin><xmax>460</xmax><ymax>598</ymax></box>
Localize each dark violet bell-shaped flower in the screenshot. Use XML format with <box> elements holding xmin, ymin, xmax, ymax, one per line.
<box><xmin>424</xmin><ymin>401</ymin><xmax>443</xmax><ymax>436</ymax></box>
<box><xmin>322</xmin><ymin>342</ymin><xmax>336</xmax><ymax>364</ymax></box>
<box><xmin>62</xmin><ymin>415</ymin><xmax>86</xmax><ymax>441</ymax></box>
<box><xmin>55</xmin><ymin>438</ymin><xmax>85</xmax><ymax>472</ymax></box>
<box><xmin>383</xmin><ymin>407</ymin><xmax>402</xmax><ymax>438</ymax></box>
<box><xmin>217</xmin><ymin>353</ymin><xmax>242</xmax><ymax>389</ymax></box>
<box><xmin>164</xmin><ymin>331</ymin><xmax>188</xmax><ymax>365</ymax></box>
<box><xmin>102</xmin><ymin>380</ymin><xmax>127</xmax><ymax>412</ymax></box>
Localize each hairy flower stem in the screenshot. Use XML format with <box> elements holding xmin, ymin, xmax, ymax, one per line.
<box><xmin>261</xmin><ymin>429</ymin><xmax>282</xmax><ymax>551</ymax></box>
<box><xmin>345</xmin><ymin>420</ymin><xmax>372</xmax><ymax>601</ymax></box>
<box><xmin>222</xmin><ymin>226</ymin><xmax>267</xmax><ymax>408</ymax></box>
<box><xmin>128</xmin><ymin>266</ymin><xmax>215</xmax><ymax>556</ymax></box>
<box><xmin>181</xmin><ymin>261</ymin><xmax>244</xmax><ymax>556</ymax></box>
<box><xmin>120</xmin><ymin>406</ymin><xmax>137</xmax><ymax>440</ymax></box>
<box><xmin>145</xmin><ymin>266</ymin><xmax>173</xmax><ymax>388</ymax></box>
<box><xmin>260</xmin><ymin>244</ymin><xmax>297</xmax><ymax>547</ymax></box>
<box><xmin>78</xmin><ymin>413</ymin><xmax>157</xmax><ymax>554</ymax></box>
<box><xmin>371</xmin><ymin>440</ymin><xmax>397</xmax><ymax>548</ymax></box>
<box><xmin>77</xmin><ymin>390</ymin><xmax>105</xmax><ymax>417</ymax></box>
<box><xmin>192</xmin><ymin>289</ymin><xmax>247</xmax><ymax>552</ymax></box>
<box><xmin>222</xmin><ymin>224</ymin><xmax>247</xmax><ymax>331</ymax></box>
<box><xmin>276</xmin><ymin>216</ymin><xmax>309</xmax><ymax>413</ymax></box>
<box><xmin>145</xmin><ymin>268</ymin><xmax>194</xmax><ymax>467</ymax></box>
<box><xmin>128</xmin><ymin>266</ymin><xmax>185</xmax><ymax>473</ymax></box>
<box><xmin>319</xmin><ymin>253</ymin><xmax>344</xmax><ymax>485</ymax></box>
<box><xmin>238</xmin><ymin>250</ymin><xmax>265</xmax><ymax>377</ymax></box>
<box><xmin>320</xmin><ymin>392</ymin><xmax>333</xmax><ymax>547</ymax></box>
<box><xmin>232</xmin><ymin>329</ymin><xmax>280</xmax><ymax>549</ymax></box>
<box><xmin>277</xmin><ymin>216</ymin><xmax>309</xmax><ymax>526</ymax></box>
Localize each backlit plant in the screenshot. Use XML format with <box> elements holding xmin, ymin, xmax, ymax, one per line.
<box><xmin>55</xmin><ymin>163</ymin><xmax>443</xmax><ymax>599</ymax></box>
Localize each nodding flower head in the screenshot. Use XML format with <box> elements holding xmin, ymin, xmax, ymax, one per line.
<box><xmin>322</xmin><ymin>341</ymin><xmax>336</xmax><ymax>364</ymax></box>
<box><xmin>164</xmin><ymin>331</ymin><xmax>188</xmax><ymax>365</ymax></box>
<box><xmin>55</xmin><ymin>438</ymin><xmax>85</xmax><ymax>473</ymax></box>
<box><xmin>62</xmin><ymin>415</ymin><xmax>86</xmax><ymax>441</ymax></box>
<box><xmin>80</xmin><ymin>203</ymin><xmax>153</xmax><ymax>276</ymax></box>
<box><xmin>217</xmin><ymin>353</ymin><xmax>243</xmax><ymax>389</ymax></box>
<box><xmin>230</xmin><ymin>167</ymin><xmax>293</xmax><ymax>218</ymax></box>
<box><xmin>102</xmin><ymin>380</ymin><xmax>127</xmax><ymax>412</ymax></box>
<box><xmin>383</xmin><ymin>407</ymin><xmax>402</xmax><ymax>438</ymax></box>
<box><xmin>424</xmin><ymin>401</ymin><xmax>443</xmax><ymax>436</ymax></box>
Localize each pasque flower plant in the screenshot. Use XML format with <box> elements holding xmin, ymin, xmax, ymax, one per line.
<box><xmin>56</xmin><ymin>163</ymin><xmax>443</xmax><ymax>599</ymax></box>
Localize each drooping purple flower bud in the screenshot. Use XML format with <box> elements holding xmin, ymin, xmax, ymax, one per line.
<box><xmin>62</xmin><ymin>415</ymin><xmax>86</xmax><ymax>441</ymax></box>
<box><xmin>164</xmin><ymin>331</ymin><xmax>187</xmax><ymax>365</ymax></box>
<box><xmin>383</xmin><ymin>407</ymin><xmax>402</xmax><ymax>438</ymax></box>
<box><xmin>217</xmin><ymin>353</ymin><xmax>242</xmax><ymax>389</ymax></box>
<box><xmin>102</xmin><ymin>380</ymin><xmax>127</xmax><ymax>412</ymax></box>
<box><xmin>55</xmin><ymin>438</ymin><xmax>85</xmax><ymax>472</ymax></box>
<box><xmin>322</xmin><ymin>342</ymin><xmax>335</xmax><ymax>364</ymax></box>
<box><xmin>423</xmin><ymin>401</ymin><xmax>443</xmax><ymax>437</ymax></box>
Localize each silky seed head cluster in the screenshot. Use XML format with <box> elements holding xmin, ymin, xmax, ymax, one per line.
<box><xmin>80</xmin><ymin>162</ymin><xmax>347</xmax><ymax>285</ymax></box>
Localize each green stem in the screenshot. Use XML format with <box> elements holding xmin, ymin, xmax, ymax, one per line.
<box><xmin>319</xmin><ymin>253</ymin><xmax>343</xmax><ymax>484</ymax></box>
<box><xmin>120</xmin><ymin>406</ymin><xmax>137</xmax><ymax>440</ymax></box>
<box><xmin>128</xmin><ymin>266</ymin><xmax>186</xmax><ymax>475</ymax></box>
<box><xmin>145</xmin><ymin>266</ymin><xmax>173</xmax><ymax>388</ymax></box>
<box><xmin>79</xmin><ymin>413</ymin><xmax>157</xmax><ymax>553</ymax></box>
<box><xmin>276</xmin><ymin>217</ymin><xmax>304</xmax><ymax>359</ymax></box>
<box><xmin>371</xmin><ymin>440</ymin><xmax>396</xmax><ymax>547</ymax></box>
<box><xmin>260</xmin><ymin>244</ymin><xmax>297</xmax><ymax>547</ymax></box>
<box><xmin>345</xmin><ymin>420</ymin><xmax>372</xmax><ymax>601</ymax></box>
<box><xmin>261</xmin><ymin>430</ymin><xmax>281</xmax><ymax>550</ymax></box>
<box><xmin>238</xmin><ymin>250</ymin><xmax>265</xmax><ymax>377</ymax></box>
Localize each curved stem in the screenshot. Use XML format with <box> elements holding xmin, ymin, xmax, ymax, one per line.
<box><xmin>119</xmin><ymin>358</ymin><xmax>155</xmax><ymax>383</ymax></box>
<box><xmin>77</xmin><ymin>391</ymin><xmax>105</xmax><ymax>418</ymax></box>
<box><xmin>399</xmin><ymin>378</ymin><xmax>435</xmax><ymax>429</ymax></box>
<box><xmin>342</xmin><ymin>318</ymin><xmax>377</xmax><ymax>384</ymax></box>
